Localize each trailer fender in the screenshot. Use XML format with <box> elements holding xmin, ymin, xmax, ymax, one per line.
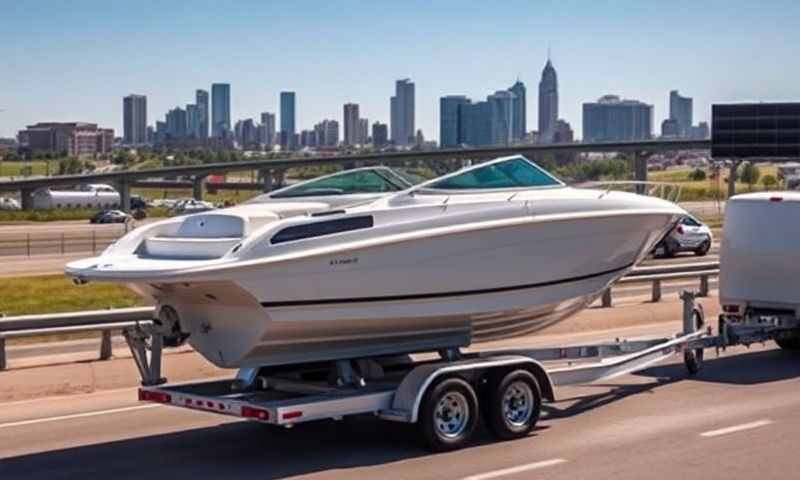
<box><xmin>387</xmin><ymin>355</ymin><xmax>554</xmax><ymax>424</ymax></box>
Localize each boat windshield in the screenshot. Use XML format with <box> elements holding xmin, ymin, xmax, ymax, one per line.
<box><xmin>424</xmin><ymin>156</ymin><xmax>562</xmax><ymax>190</ymax></box>
<box><xmin>270</xmin><ymin>168</ymin><xmax>410</xmax><ymax>198</ymax></box>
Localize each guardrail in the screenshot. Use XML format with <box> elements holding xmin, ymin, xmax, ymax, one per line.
<box><xmin>0</xmin><ymin>230</ymin><xmax>122</xmax><ymax>257</ymax></box>
<box><xmin>0</xmin><ymin>262</ymin><xmax>720</xmax><ymax>370</ymax></box>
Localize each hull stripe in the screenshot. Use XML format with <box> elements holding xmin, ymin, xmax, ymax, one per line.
<box><xmin>260</xmin><ymin>262</ymin><xmax>632</xmax><ymax>308</ymax></box>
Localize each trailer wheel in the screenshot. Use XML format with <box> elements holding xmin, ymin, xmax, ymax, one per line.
<box><xmin>775</xmin><ymin>337</ymin><xmax>800</xmax><ymax>350</ymax></box>
<box><xmin>419</xmin><ymin>377</ymin><xmax>479</xmax><ymax>452</ymax></box>
<box><xmin>485</xmin><ymin>369</ymin><xmax>541</xmax><ymax>440</ymax></box>
<box><xmin>684</xmin><ymin>309</ymin><xmax>705</xmax><ymax>375</ymax></box>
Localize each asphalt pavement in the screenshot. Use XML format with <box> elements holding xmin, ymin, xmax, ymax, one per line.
<box><xmin>1</xmin><ymin>321</ymin><xmax>797</xmax><ymax>479</ymax></box>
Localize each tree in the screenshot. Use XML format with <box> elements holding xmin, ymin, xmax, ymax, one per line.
<box><xmin>739</xmin><ymin>162</ymin><xmax>761</xmax><ymax>191</ymax></box>
<box><xmin>761</xmin><ymin>174</ymin><xmax>778</xmax><ymax>190</ymax></box>
<box><xmin>688</xmin><ymin>168</ymin><xmax>707</xmax><ymax>181</ymax></box>
<box><xmin>58</xmin><ymin>157</ymin><xmax>84</xmax><ymax>175</ymax></box>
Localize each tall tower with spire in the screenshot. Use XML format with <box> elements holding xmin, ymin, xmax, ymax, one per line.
<box><xmin>538</xmin><ymin>55</ymin><xmax>558</xmax><ymax>143</ymax></box>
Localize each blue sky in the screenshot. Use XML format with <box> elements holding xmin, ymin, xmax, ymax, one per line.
<box><xmin>2</xmin><ymin>0</ymin><xmax>799</xmax><ymax>141</ymax></box>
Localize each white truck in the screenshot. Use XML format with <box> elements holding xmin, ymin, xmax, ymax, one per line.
<box><xmin>719</xmin><ymin>192</ymin><xmax>800</xmax><ymax>349</ymax></box>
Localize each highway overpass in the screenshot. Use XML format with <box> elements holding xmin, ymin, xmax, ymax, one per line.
<box><xmin>0</xmin><ymin>139</ymin><xmax>710</xmax><ymax>210</ymax></box>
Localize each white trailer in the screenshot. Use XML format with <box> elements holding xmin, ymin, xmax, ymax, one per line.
<box><xmin>32</xmin><ymin>184</ymin><xmax>120</xmax><ymax>210</ymax></box>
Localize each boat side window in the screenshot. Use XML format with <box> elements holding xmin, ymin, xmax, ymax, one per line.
<box><xmin>426</xmin><ymin>157</ymin><xmax>560</xmax><ymax>190</ymax></box>
<box><xmin>271</xmin><ymin>170</ymin><xmax>403</xmax><ymax>198</ymax></box>
<box><xmin>270</xmin><ymin>216</ymin><xmax>374</xmax><ymax>244</ymax></box>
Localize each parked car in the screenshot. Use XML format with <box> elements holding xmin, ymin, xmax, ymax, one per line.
<box><xmin>90</xmin><ymin>210</ymin><xmax>131</xmax><ymax>224</ymax></box>
<box><xmin>653</xmin><ymin>214</ymin><xmax>713</xmax><ymax>257</ymax></box>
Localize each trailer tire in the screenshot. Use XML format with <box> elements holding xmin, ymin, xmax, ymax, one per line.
<box><xmin>419</xmin><ymin>377</ymin><xmax>479</xmax><ymax>452</ymax></box>
<box><xmin>485</xmin><ymin>369</ymin><xmax>541</xmax><ymax>440</ymax></box>
<box><xmin>684</xmin><ymin>309</ymin><xmax>705</xmax><ymax>375</ymax></box>
<box><xmin>775</xmin><ymin>337</ymin><xmax>800</xmax><ymax>350</ymax></box>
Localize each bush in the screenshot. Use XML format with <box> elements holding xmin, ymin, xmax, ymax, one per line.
<box><xmin>688</xmin><ymin>168</ymin><xmax>706</xmax><ymax>181</ymax></box>
<box><xmin>739</xmin><ymin>162</ymin><xmax>761</xmax><ymax>191</ymax></box>
<box><xmin>761</xmin><ymin>174</ymin><xmax>778</xmax><ymax>190</ymax></box>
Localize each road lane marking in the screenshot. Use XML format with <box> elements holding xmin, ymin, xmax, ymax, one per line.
<box><xmin>0</xmin><ymin>404</ymin><xmax>159</xmax><ymax>430</ymax></box>
<box><xmin>700</xmin><ymin>419</ymin><xmax>773</xmax><ymax>438</ymax></box>
<box><xmin>461</xmin><ymin>458</ymin><xmax>567</xmax><ymax>480</ymax></box>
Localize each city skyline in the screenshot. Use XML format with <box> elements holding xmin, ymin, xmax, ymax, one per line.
<box><xmin>2</xmin><ymin>1</ymin><xmax>799</xmax><ymax>140</ymax></box>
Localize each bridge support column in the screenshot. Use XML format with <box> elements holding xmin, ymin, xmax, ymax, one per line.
<box><xmin>20</xmin><ymin>187</ymin><xmax>35</xmax><ymax>210</ymax></box>
<box><xmin>727</xmin><ymin>159</ymin><xmax>741</xmax><ymax>198</ymax></box>
<box><xmin>115</xmin><ymin>180</ymin><xmax>131</xmax><ymax>212</ymax></box>
<box><xmin>261</xmin><ymin>169</ymin><xmax>273</xmax><ymax>193</ymax></box>
<box><xmin>272</xmin><ymin>169</ymin><xmax>285</xmax><ymax>189</ymax></box>
<box><xmin>633</xmin><ymin>152</ymin><xmax>647</xmax><ymax>195</ymax></box>
<box><xmin>192</xmin><ymin>175</ymin><xmax>206</xmax><ymax>201</ymax></box>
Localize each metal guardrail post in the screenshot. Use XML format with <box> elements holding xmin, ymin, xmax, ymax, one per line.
<box><xmin>61</xmin><ymin>232</ymin><xmax>65</xmax><ymax>254</ymax></box>
<box><xmin>0</xmin><ymin>338</ymin><xmax>6</xmax><ymax>370</ymax></box>
<box><xmin>92</xmin><ymin>230</ymin><xmax>96</xmax><ymax>254</ymax></box>
<box><xmin>26</xmin><ymin>233</ymin><xmax>30</xmax><ymax>257</ymax></box>
<box><xmin>699</xmin><ymin>274</ymin><xmax>709</xmax><ymax>297</ymax></box>
<box><xmin>100</xmin><ymin>330</ymin><xmax>112</xmax><ymax>360</ymax></box>
<box><xmin>652</xmin><ymin>279</ymin><xmax>662</xmax><ymax>302</ymax></box>
<box><xmin>601</xmin><ymin>288</ymin><xmax>612</xmax><ymax>308</ymax></box>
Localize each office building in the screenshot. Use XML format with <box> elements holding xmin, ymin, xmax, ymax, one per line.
<box><xmin>186</xmin><ymin>104</ymin><xmax>199</xmax><ymax>138</ymax></box>
<box><xmin>18</xmin><ymin>122</ymin><xmax>114</xmax><ymax>156</ymax></box>
<box><xmin>123</xmin><ymin>94</ymin><xmax>147</xmax><ymax>145</ymax></box>
<box><xmin>211</xmin><ymin>83</ymin><xmax>231</xmax><ymax>137</ymax></box>
<box><xmin>372</xmin><ymin>122</ymin><xmax>388</xmax><ymax>147</ymax></box>
<box><xmin>358</xmin><ymin>118</ymin><xmax>369</xmax><ymax>145</ymax></box>
<box><xmin>538</xmin><ymin>59</ymin><xmax>558</xmax><ymax>143</ymax></box>
<box><xmin>280</xmin><ymin>91</ymin><xmax>296</xmax><ymax>136</ymax></box>
<box><xmin>166</xmin><ymin>107</ymin><xmax>188</xmax><ymax>139</ymax></box>
<box><xmin>661</xmin><ymin>118</ymin><xmax>680</xmax><ymax>138</ymax></box>
<box><xmin>196</xmin><ymin>89</ymin><xmax>209</xmax><ymax>139</ymax></box>
<box><xmin>459</xmin><ymin>101</ymin><xmax>492</xmax><ymax>147</ymax></box>
<box><xmin>390</xmin><ymin>79</ymin><xmax>415</xmax><ymax>145</ymax></box>
<box><xmin>440</xmin><ymin>95</ymin><xmax>470</xmax><ymax>148</ymax></box>
<box><xmin>343</xmin><ymin>103</ymin><xmax>360</xmax><ymax>146</ymax></box>
<box><xmin>553</xmin><ymin>119</ymin><xmax>574</xmax><ymax>143</ymax></box>
<box><xmin>691</xmin><ymin>121</ymin><xmax>709</xmax><ymax>140</ymax></box>
<box><xmin>487</xmin><ymin>90</ymin><xmax>515</xmax><ymax>146</ymax></box>
<box><xmin>508</xmin><ymin>80</ymin><xmax>526</xmax><ymax>142</ymax></box>
<box><xmin>260</xmin><ymin>112</ymin><xmax>276</xmax><ymax>146</ymax></box>
<box><xmin>314</xmin><ymin>119</ymin><xmax>339</xmax><ymax>147</ymax></box>
<box><xmin>582</xmin><ymin>95</ymin><xmax>653</xmax><ymax>142</ymax></box>
<box><xmin>669</xmin><ymin>90</ymin><xmax>693</xmax><ymax>137</ymax></box>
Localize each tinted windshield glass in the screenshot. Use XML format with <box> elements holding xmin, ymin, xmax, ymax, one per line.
<box><xmin>271</xmin><ymin>169</ymin><xmax>404</xmax><ymax>198</ymax></box>
<box><xmin>426</xmin><ymin>157</ymin><xmax>561</xmax><ymax>190</ymax></box>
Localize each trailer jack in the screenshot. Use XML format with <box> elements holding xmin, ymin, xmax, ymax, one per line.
<box><xmin>124</xmin><ymin>323</ymin><xmax>166</xmax><ymax>386</ymax></box>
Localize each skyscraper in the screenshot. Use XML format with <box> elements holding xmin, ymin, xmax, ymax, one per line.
<box><xmin>122</xmin><ymin>94</ymin><xmax>147</xmax><ymax>145</ymax></box>
<box><xmin>186</xmin><ymin>104</ymin><xmax>199</xmax><ymax>138</ymax></box>
<box><xmin>260</xmin><ymin>112</ymin><xmax>276</xmax><ymax>146</ymax></box>
<box><xmin>488</xmin><ymin>90</ymin><xmax>515</xmax><ymax>146</ymax></box>
<box><xmin>508</xmin><ymin>80</ymin><xmax>526</xmax><ymax>142</ymax></box>
<box><xmin>280</xmin><ymin>91</ymin><xmax>296</xmax><ymax>136</ymax></box>
<box><xmin>390</xmin><ymin>79</ymin><xmax>415</xmax><ymax>146</ymax></box>
<box><xmin>538</xmin><ymin>59</ymin><xmax>558</xmax><ymax>143</ymax></box>
<box><xmin>582</xmin><ymin>95</ymin><xmax>653</xmax><ymax>142</ymax></box>
<box><xmin>439</xmin><ymin>95</ymin><xmax>470</xmax><ymax>148</ymax></box>
<box><xmin>669</xmin><ymin>90</ymin><xmax>693</xmax><ymax>138</ymax></box>
<box><xmin>211</xmin><ymin>83</ymin><xmax>231</xmax><ymax>138</ymax></box>
<box><xmin>166</xmin><ymin>106</ymin><xmax>188</xmax><ymax>139</ymax></box>
<box><xmin>372</xmin><ymin>122</ymin><xmax>388</xmax><ymax>147</ymax></box>
<box><xmin>343</xmin><ymin>103</ymin><xmax>360</xmax><ymax>146</ymax></box>
<box><xmin>196</xmin><ymin>89</ymin><xmax>209</xmax><ymax>139</ymax></box>
<box><xmin>459</xmin><ymin>101</ymin><xmax>492</xmax><ymax>147</ymax></box>
<box><xmin>358</xmin><ymin>118</ymin><xmax>369</xmax><ymax>144</ymax></box>
<box><xmin>314</xmin><ymin>119</ymin><xmax>339</xmax><ymax>147</ymax></box>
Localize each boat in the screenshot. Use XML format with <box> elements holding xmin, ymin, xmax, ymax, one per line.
<box><xmin>65</xmin><ymin>155</ymin><xmax>686</xmax><ymax>369</ymax></box>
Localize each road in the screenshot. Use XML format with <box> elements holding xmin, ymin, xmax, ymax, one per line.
<box><xmin>1</xmin><ymin>321</ymin><xmax>797</xmax><ymax>479</ymax></box>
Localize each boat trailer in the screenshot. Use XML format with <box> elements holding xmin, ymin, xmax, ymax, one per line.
<box><xmin>122</xmin><ymin>291</ymin><xmax>795</xmax><ymax>451</ymax></box>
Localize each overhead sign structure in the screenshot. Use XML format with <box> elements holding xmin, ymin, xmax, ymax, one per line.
<box><xmin>712</xmin><ymin>103</ymin><xmax>800</xmax><ymax>158</ymax></box>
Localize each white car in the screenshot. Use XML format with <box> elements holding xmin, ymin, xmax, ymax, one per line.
<box><xmin>654</xmin><ymin>214</ymin><xmax>713</xmax><ymax>257</ymax></box>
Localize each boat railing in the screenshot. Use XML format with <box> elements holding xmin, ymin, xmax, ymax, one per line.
<box><xmin>577</xmin><ymin>181</ymin><xmax>683</xmax><ymax>203</ymax></box>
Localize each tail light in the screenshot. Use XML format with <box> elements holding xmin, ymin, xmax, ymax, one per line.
<box><xmin>241</xmin><ymin>406</ymin><xmax>270</xmax><ymax>420</ymax></box>
<box><xmin>675</xmin><ymin>225</ymin><xmax>684</xmax><ymax>235</ymax></box>
<box><xmin>139</xmin><ymin>389</ymin><xmax>172</xmax><ymax>403</ymax></box>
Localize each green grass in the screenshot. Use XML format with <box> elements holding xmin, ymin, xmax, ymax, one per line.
<box><xmin>650</xmin><ymin>165</ymin><xmax>780</xmax><ymax>201</ymax></box>
<box><xmin>0</xmin><ymin>160</ymin><xmax>52</xmax><ymax>177</ymax></box>
<box><xmin>132</xmin><ymin>187</ymin><xmax>260</xmax><ymax>205</ymax></box>
<box><xmin>0</xmin><ymin>275</ymin><xmax>145</xmax><ymax>317</ymax></box>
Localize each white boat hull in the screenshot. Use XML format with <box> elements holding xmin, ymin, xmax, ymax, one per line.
<box><xmin>137</xmin><ymin>212</ymin><xmax>669</xmax><ymax>368</ymax></box>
